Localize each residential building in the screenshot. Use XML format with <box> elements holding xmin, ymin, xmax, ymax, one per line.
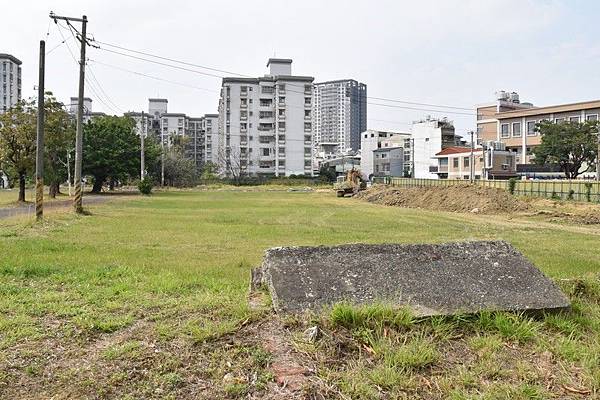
<box><xmin>68</xmin><ymin>97</ymin><xmax>106</xmax><ymax>122</ymax></box>
<box><xmin>432</xmin><ymin>144</ymin><xmax>516</xmax><ymax>180</ymax></box>
<box><xmin>411</xmin><ymin>117</ymin><xmax>461</xmax><ymax>179</ymax></box>
<box><xmin>143</xmin><ymin>99</ymin><xmax>217</xmax><ymax>171</ymax></box>
<box><xmin>202</xmin><ymin>114</ymin><xmax>219</xmax><ymax>166</ymax></box>
<box><xmin>0</xmin><ymin>54</ymin><xmax>22</xmax><ymax>113</ymax></box>
<box><xmin>124</xmin><ymin>111</ymin><xmax>153</xmax><ymax>138</ymax></box>
<box><xmin>480</xmin><ymin>95</ymin><xmax>600</xmax><ymax>166</ymax></box>
<box><xmin>373</xmin><ymin>146</ymin><xmax>404</xmax><ymax>178</ymax></box>
<box><xmin>360</xmin><ymin>129</ymin><xmax>411</xmax><ymax>179</ymax></box>
<box><xmin>313</xmin><ymin>79</ymin><xmax>367</xmax><ymax>161</ymax></box>
<box><xmin>217</xmin><ymin>58</ymin><xmax>314</xmax><ymax>177</ymax></box>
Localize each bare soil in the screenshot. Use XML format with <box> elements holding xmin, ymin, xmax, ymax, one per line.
<box><xmin>356</xmin><ymin>184</ymin><xmax>529</xmax><ymax>214</ymax></box>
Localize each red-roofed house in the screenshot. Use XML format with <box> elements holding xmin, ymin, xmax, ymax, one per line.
<box><xmin>433</xmin><ymin>145</ymin><xmax>517</xmax><ymax>180</ymax></box>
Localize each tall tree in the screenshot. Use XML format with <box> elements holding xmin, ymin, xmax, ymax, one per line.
<box><xmin>0</xmin><ymin>100</ymin><xmax>36</xmax><ymax>202</ymax></box>
<box><xmin>83</xmin><ymin>116</ymin><xmax>162</xmax><ymax>193</ymax></box>
<box><xmin>533</xmin><ymin>120</ymin><xmax>598</xmax><ymax>179</ymax></box>
<box><xmin>44</xmin><ymin>94</ymin><xmax>75</xmax><ymax>198</ymax></box>
<box><xmin>83</xmin><ymin>116</ymin><xmax>137</xmax><ymax>193</ymax></box>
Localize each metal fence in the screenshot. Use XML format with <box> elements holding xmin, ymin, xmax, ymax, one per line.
<box><xmin>371</xmin><ymin>177</ymin><xmax>600</xmax><ymax>202</ymax></box>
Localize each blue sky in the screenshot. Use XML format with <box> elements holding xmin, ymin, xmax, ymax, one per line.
<box><xmin>3</xmin><ymin>0</ymin><xmax>599</xmax><ymax>136</ymax></box>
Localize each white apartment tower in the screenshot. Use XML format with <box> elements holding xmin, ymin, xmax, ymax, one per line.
<box><xmin>313</xmin><ymin>79</ymin><xmax>367</xmax><ymax>159</ymax></box>
<box><xmin>0</xmin><ymin>54</ymin><xmax>22</xmax><ymax>113</ymax></box>
<box><xmin>218</xmin><ymin>58</ymin><xmax>315</xmax><ymax>177</ymax></box>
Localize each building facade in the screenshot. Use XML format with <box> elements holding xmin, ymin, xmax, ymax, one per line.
<box><xmin>373</xmin><ymin>147</ymin><xmax>404</xmax><ymax>178</ymax></box>
<box><xmin>68</xmin><ymin>97</ymin><xmax>106</xmax><ymax>122</ymax></box>
<box><xmin>0</xmin><ymin>54</ymin><xmax>22</xmax><ymax>113</ymax></box>
<box><xmin>411</xmin><ymin>117</ymin><xmax>460</xmax><ymax>179</ymax></box>
<box><xmin>202</xmin><ymin>114</ymin><xmax>219</xmax><ymax>166</ymax></box>
<box><xmin>313</xmin><ymin>79</ymin><xmax>367</xmax><ymax>160</ymax></box>
<box><xmin>217</xmin><ymin>58</ymin><xmax>314</xmax><ymax>177</ymax></box>
<box><xmin>433</xmin><ymin>145</ymin><xmax>516</xmax><ymax>180</ymax></box>
<box><xmin>360</xmin><ymin>129</ymin><xmax>411</xmax><ymax>179</ymax></box>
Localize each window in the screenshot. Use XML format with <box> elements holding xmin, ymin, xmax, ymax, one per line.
<box><xmin>464</xmin><ymin>157</ymin><xmax>470</xmax><ymax>168</ymax></box>
<box><xmin>512</xmin><ymin>122</ymin><xmax>521</xmax><ymax>137</ymax></box>
<box><xmin>453</xmin><ymin>158</ymin><xmax>459</xmax><ymax>168</ymax></box>
<box><xmin>586</xmin><ymin>114</ymin><xmax>598</xmax><ymax>121</ymax></box>
<box><xmin>278</xmin><ymin>122</ymin><xmax>285</xmax><ymax>130</ymax></box>
<box><xmin>500</xmin><ymin>124</ymin><xmax>509</xmax><ymax>138</ymax></box>
<box><xmin>262</xmin><ymin>148</ymin><xmax>270</xmax><ymax>156</ymax></box>
<box><xmin>527</xmin><ymin>121</ymin><xmax>536</xmax><ymax>136</ymax></box>
<box><xmin>381</xmin><ymin>153</ymin><xmax>388</xmax><ymax>159</ymax></box>
<box><xmin>569</xmin><ymin>116</ymin><xmax>580</xmax><ymax>123</ymax></box>
<box><xmin>554</xmin><ymin>118</ymin><xmax>564</xmax><ymax>123</ymax></box>
<box><xmin>304</xmin><ymin>97</ymin><xmax>311</xmax><ymax>105</ymax></box>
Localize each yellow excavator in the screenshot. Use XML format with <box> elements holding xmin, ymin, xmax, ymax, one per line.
<box><xmin>335</xmin><ymin>168</ymin><xmax>367</xmax><ymax>197</ymax></box>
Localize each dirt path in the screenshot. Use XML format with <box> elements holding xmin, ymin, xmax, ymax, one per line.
<box><xmin>0</xmin><ymin>195</ymin><xmax>110</xmax><ymax>219</ymax></box>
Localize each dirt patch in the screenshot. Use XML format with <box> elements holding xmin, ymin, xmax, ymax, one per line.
<box><xmin>356</xmin><ymin>184</ymin><xmax>530</xmax><ymax>214</ymax></box>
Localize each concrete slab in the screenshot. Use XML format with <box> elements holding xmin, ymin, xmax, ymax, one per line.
<box><xmin>260</xmin><ymin>241</ymin><xmax>570</xmax><ymax>315</ymax></box>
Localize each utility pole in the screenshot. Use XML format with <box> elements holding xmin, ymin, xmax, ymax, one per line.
<box><xmin>161</xmin><ymin>140</ymin><xmax>165</xmax><ymax>186</ymax></box>
<box><xmin>50</xmin><ymin>12</ymin><xmax>88</xmax><ymax>213</ymax></box>
<box><xmin>469</xmin><ymin>131</ymin><xmax>474</xmax><ymax>183</ymax></box>
<box><xmin>35</xmin><ymin>40</ymin><xmax>45</xmax><ymax>221</ymax></box>
<box><xmin>140</xmin><ymin>112</ymin><xmax>145</xmax><ymax>180</ymax></box>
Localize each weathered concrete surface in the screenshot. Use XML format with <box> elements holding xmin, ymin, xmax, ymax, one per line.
<box><xmin>260</xmin><ymin>241</ymin><xmax>570</xmax><ymax>316</ymax></box>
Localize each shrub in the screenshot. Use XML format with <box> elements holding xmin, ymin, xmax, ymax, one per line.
<box><xmin>508</xmin><ymin>178</ymin><xmax>517</xmax><ymax>195</ymax></box>
<box><xmin>138</xmin><ymin>178</ymin><xmax>153</xmax><ymax>195</ymax></box>
<box><xmin>551</xmin><ymin>191</ymin><xmax>560</xmax><ymax>200</ymax></box>
<box><xmin>567</xmin><ymin>189</ymin><xmax>575</xmax><ymax>201</ymax></box>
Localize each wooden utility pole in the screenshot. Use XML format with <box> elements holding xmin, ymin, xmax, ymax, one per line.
<box><xmin>35</xmin><ymin>40</ymin><xmax>46</xmax><ymax>221</ymax></box>
<box><xmin>140</xmin><ymin>112</ymin><xmax>145</xmax><ymax>180</ymax></box>
<box><xmin>50</xmin><ymin>12</ymin><xmax>88</xmax><ymax>213</ymax></box>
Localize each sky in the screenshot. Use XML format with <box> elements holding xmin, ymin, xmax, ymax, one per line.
<box><xmin>3</xmin><ymin>0</ymin><xmax>600</xmax><ymax>137</ymax></box>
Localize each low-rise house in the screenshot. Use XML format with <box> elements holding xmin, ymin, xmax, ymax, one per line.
<box><xmin>433</xmin><ymin>144</ymin><xmax>516</xmax><ymax>180</ymax></box>
<box><xmin>373</xmin><ymin>146</ymin><xmax>404</xmax><ymax>178</ymax></box>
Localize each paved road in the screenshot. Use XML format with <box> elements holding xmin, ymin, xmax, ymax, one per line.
<box><xmin>0</xmin><ymin>196</ymin><xmax>110</xmax><ymax>219</ymax></box>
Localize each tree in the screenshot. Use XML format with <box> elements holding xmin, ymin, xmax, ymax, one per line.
<box><xmin>162</xmin><ymin>135</ymin><xmax>197</xmax><ymax>187</ymax></box>
<box><xmin>533</xmin><ymin>120</ymin><xmax>598</xmax><ymax>179</ymax></box>
<box><xmin>83</xmin><ymin>115</ymin><xmax>160</xmax><ymax>193</ymax></box>
<box><xmin>0</xmin><ymin>100</ymin><xmax>36</xmax><ymax>202</ymax></box>
<box><xmin>318</xmin><ymin>164</ymin><xmax>337</xmax><ymax>183</ymax></box>
<box><xmin>43</xmin><ymin>94</ymin><xmax>75</xmax><ymax>198</ymax></box>
<box><xmin>200</xmin><ymin>161</ymin><xmax>218</xmax><ymax>180</ymax></box>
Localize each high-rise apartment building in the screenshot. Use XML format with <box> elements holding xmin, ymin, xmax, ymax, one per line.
<box><xmin>202</xmin><ymin>114</ymin><xmax>219</xmax><ymax>166</ymax></box>
<box><xmin>0</xmin><ymin>54</ymin><xmax>22</xmax><ymax>113</ymax></box>
<box><xmin>218</xmin><ymin>58</ymin><xmax>314</xmax><ymax>177</ymax></box>
<box><xmin>313</xmin><ymin>79</ymin><xmax>367</xmax><ymax>160</ymax></box>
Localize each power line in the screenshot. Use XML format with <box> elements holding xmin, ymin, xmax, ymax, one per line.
<box><xmin>90</xmin><ymin>39</ymin><xmax>476</xmax><ymax>115</ymax></box>
<box><xmin>88</xmin><ymin>59</ymin><xmax>220</xmax><ymax>94</ymax></box>
<box><xmin>93</xmin><ymin>40</ymin><xmax>250</xmax><ymax>77</ymax></box>
<box><xmin>94</xmin><ymin>47</ymin><xmax>225</xmax><ymax>79</ymax></box>
<box><xmin>367</xmin><ymin>96</ymin><xmax>473</xmax><ymax>111</ymax></box>
<box><xmin>56</xmin><ymin>23</ymin><xmax>121</xmax><ymax>115</ymax></box>
<box><xmin>369</xmin><ymin>102</ymin><xmax>475</xmax><ymax>116</ymax></box>
<box><xmin>86</xmin><ymin>65</ymin><xmax>124</xmax><ymax>113</ymax></box>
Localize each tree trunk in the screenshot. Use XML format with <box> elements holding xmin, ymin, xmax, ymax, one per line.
<box><xmin>91</xmin><ymin>177</ymin><xmax>104</xmax><ymax>194</ymax></box>
<box><xmin>49</xmin><ymin>182</ymin><xmax>59</xmax><ymax>198</ymax></box>
<box><xmin>109</xmin><ymin>178</ymin><xmax>115</xmax><ymax>191</ymax></box>
<box><xmin>18</xmin><ymin>173</ymin><xmax>26</xmax><ymax>202</ymax></box>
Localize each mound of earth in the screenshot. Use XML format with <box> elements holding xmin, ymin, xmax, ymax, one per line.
<box><xmin>356</xmin><ymin>184</ymin><xmax>530</xmax><ymax>214</ymax></box>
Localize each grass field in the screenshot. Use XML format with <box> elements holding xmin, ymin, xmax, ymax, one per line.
<box><xmin>0</xmin><ymin>189</ymin><xmax>599</xmax><ymax>399</ymax></box>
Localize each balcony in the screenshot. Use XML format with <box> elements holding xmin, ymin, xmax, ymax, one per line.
<box><xmin>278</xmin><ymin>114</ymin><xmax>285</xmax><ymax>120</ymax></box>
<box><xmin>304</xmin><ymin>115</ymin><xmax>311</xmax><ymax>121</ymax></box>
<box><xmin>240</xmin><ymin>103</ymin><xmax>248</xmax><ymax>109</ymax></box>
<box><xmin>240</xmin><ymin>91</ymin><xmax>248</xmax><ymax>97</ymax></box>
<box><xmin>240</xmin><ymin>115</ymin><xmax>247</xmax><ymax>121</ymax></box>
<box><xmin>259</xmin><ymin>154</ymin><xmax>274</xmax><ymax>161</ymax></box>
<box><xmin>436</xmin><ymin>165</ymin><xmax>448</xmax><ymax>173</ymax></box>
<box><xmin>304</xmin><ymin>103</ymin><xmax>312</xmax><ymax>109</ymax></box>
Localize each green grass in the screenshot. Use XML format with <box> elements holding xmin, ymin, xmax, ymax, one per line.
<box><xmin>0</xmin><ymin>189</ymin><xmax>599</xmax><ymax>398</ymax></box>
